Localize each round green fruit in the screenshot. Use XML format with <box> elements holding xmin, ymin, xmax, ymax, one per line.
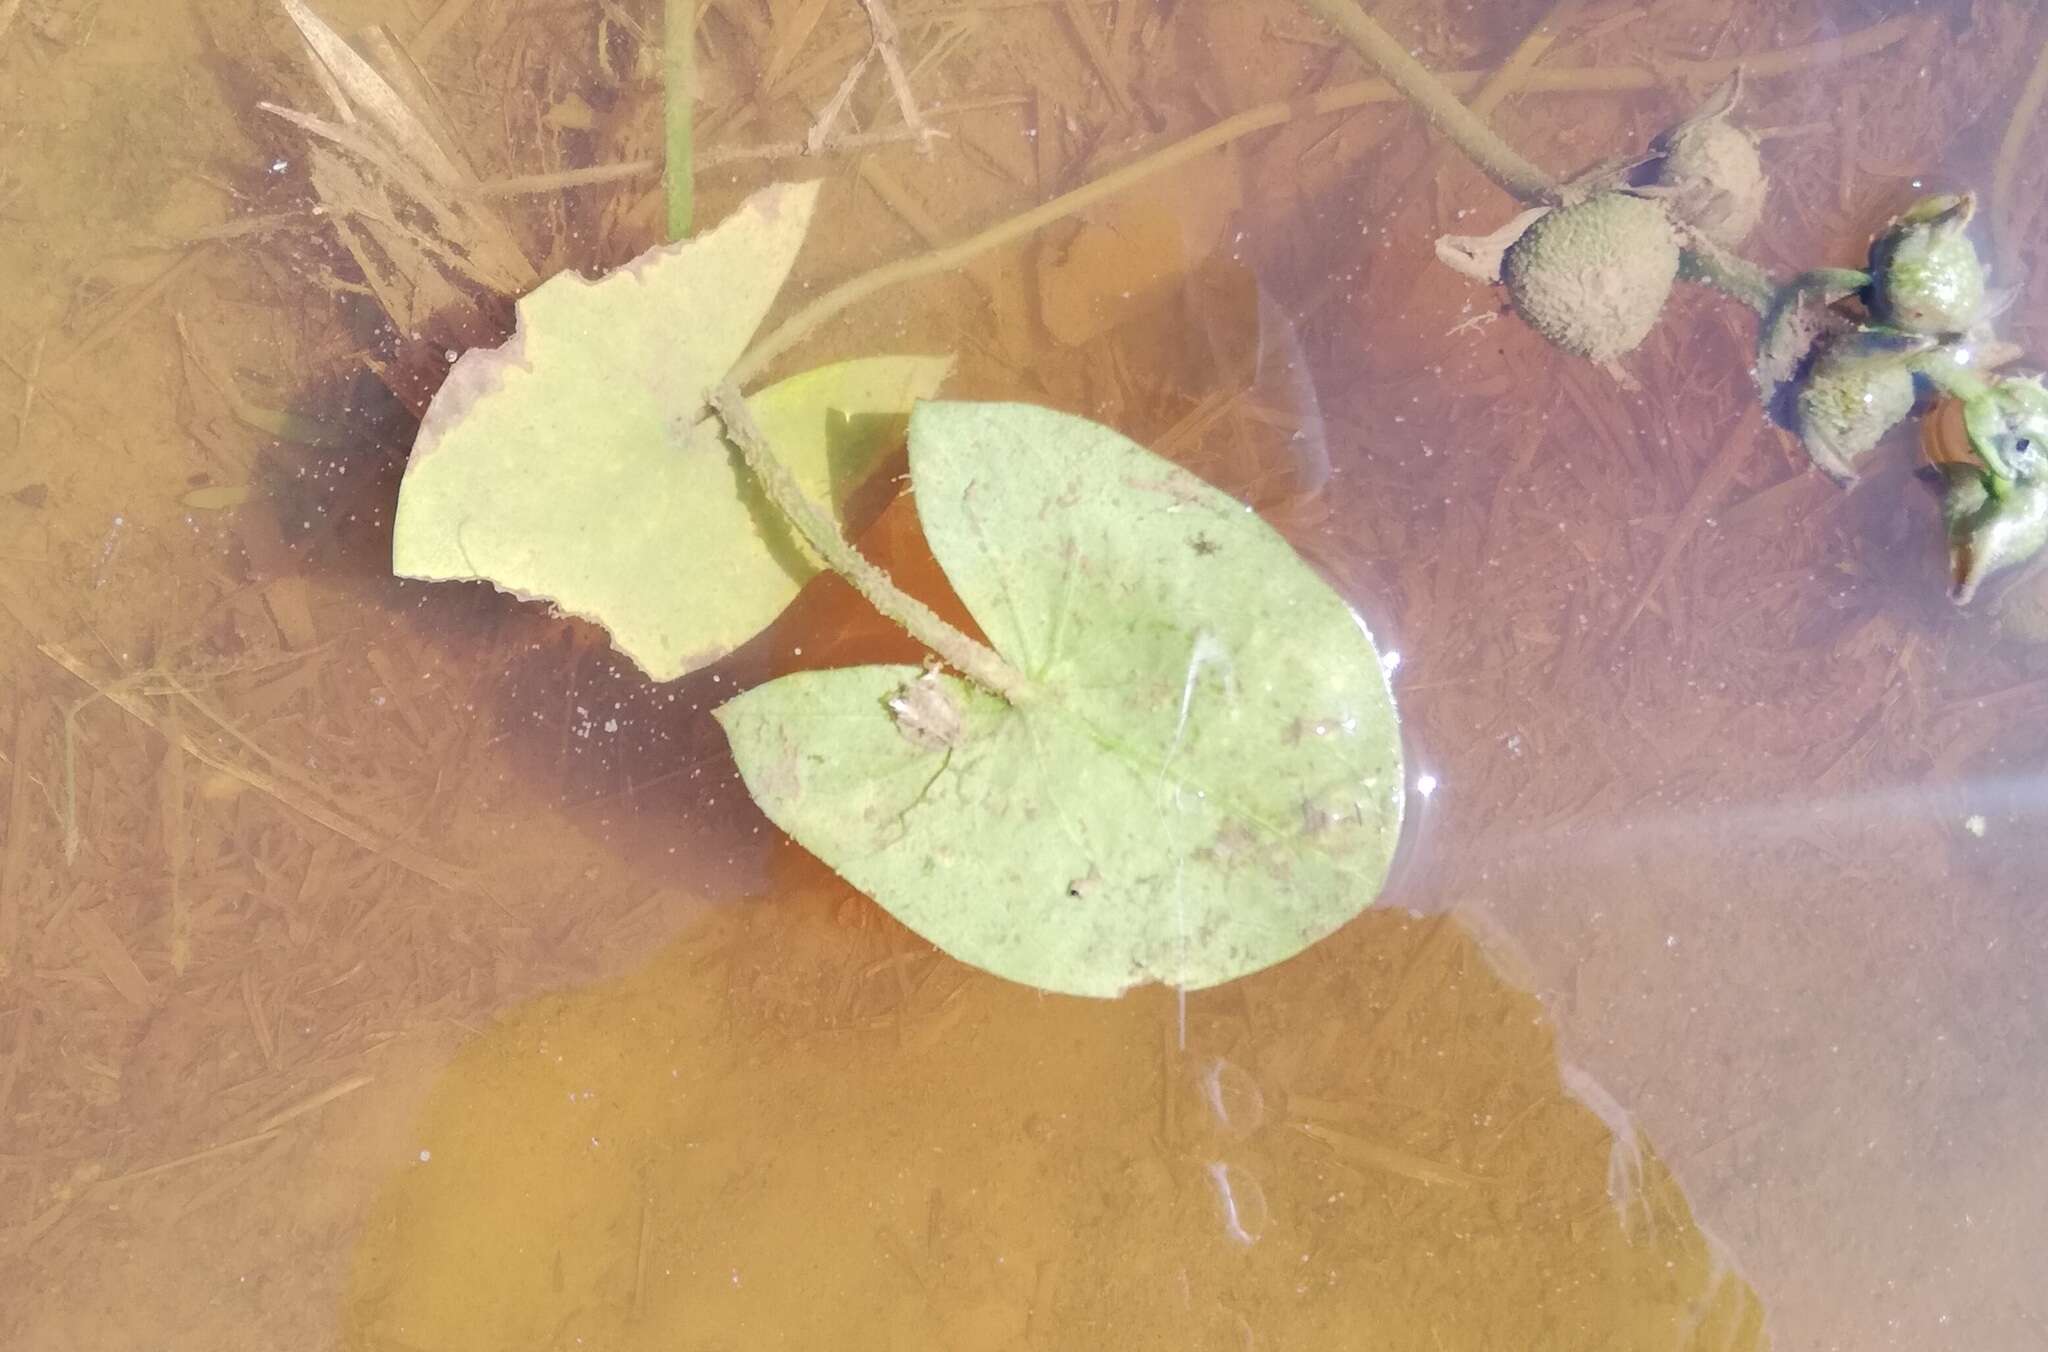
<box><xmin>1503</xmin><ymin>193</ymin><xmax>1680</xmax><ymax>363</ymax></box>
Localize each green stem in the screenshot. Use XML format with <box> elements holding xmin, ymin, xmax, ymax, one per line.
<box><xmin>708</xmin><ymin>382</ymin><xmax>1039</xmax><ymax>706</ymax></box>
<box><xmin>664</xmin><ymin>0</ymin><xmax>696</xmax><ymax>241</ymax></box>
<box><xmin>731</xmin><ymin>92</ymin><xmax>1306</xmax><ymax>386</ymax></box>
<box><xmin>1294</xmin><ymin>0</ymin><xmax>1558</xmax><ymax>202</ymax></box>
<box><xmin>1913</xmin><ymin>352</ymin><xmax>1993</xmax><ymax>403</ymax></box>
<box><xmin>1676</xmin><ymin>235</ymin><xmax>1778</xmax><ymax>314</ymax></box>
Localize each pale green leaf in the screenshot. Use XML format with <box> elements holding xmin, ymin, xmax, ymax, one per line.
<box><xmin>390</xmin><ymin>181</ymin><xmax>948</xmax><ymax>680</ymax></box>
<box><xmin>717</xmin><ymin>402</ymin><xmax>1404</xmax><ymax>997</ymax></box>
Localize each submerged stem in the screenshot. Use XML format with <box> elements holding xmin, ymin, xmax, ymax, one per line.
<box><xmin>730</xmin><ymin>96</ymin><xmax>1291</xmax><ymax>386</ymax></box>
<box><xmin>1293</xmin><ymin>0</ymin><xmax>1558</xmax><ymax>202</ymax></box>
<box><xmin>708</xmin><ymin>382</ymin><xmax>1038</xmax><ymax>706</ymax></box>
<box><xmin>664</xmin><ymin>0</ymin><xmax>696</xmax><ymax>240</ymax></box>
<box><xmin>1676</xmin><ymin>234</ymin><xmax>1778</xmax><ymax>314</ymax></box>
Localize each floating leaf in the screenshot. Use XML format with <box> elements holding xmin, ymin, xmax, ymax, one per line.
<box><xmin>716</xmin><ymin>402</ymin><xmax>1403</xmax><ymax>997</ymax></box>
<box><xmin>391</xmin><ymin>181</ymin><xmax>947</xmax><ymax>680</ymax></box>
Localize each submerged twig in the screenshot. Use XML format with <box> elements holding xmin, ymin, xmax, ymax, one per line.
<box><xmin>1464</xmin><ymin>0</ymin><xmax>1578</xmax><ymax>119</ymax></box>
<box><xmin>1612</xmin><ymin>403</ymin><xmax>1764</xmax><ymax>645</ymax></box>
<box><xmin>0</xmin><ymin>706</ymin><xmax>36</xmax><ymax>982</ymax></box>
<box><xmin>252</xmin><ymin>1072</ymin><xmax>373</xmax><ymax>1133</ymax></box>
<box><xmin>59</xmin><ymin>696</ymin><xmax>83</xmax><ymax>863</ymax></box>
<box><xmin>471</xmin><ymin>160</ymin><xmax>657</xmax><ymax>196</ymax></box>
<box><xmin>709</xmin><ymin>383</ymin><xmax>1037</xmax><ymax>706</ymax></box>
<box><xmin>857</xmin><ymin>0</ymin><xmax>936</xmax><ymax>152</ymax></box>
<box><xmin>35</xmin><ymin>642</ymin><xmax>477</xmax><ymax>896</ymax></box>
<box><xmin>12</xmin><ymin>334</ymin><xmax>42</xmax><ymax>455</ymax></box>
<box><xmin>762</xmin><ymin>0</ymin><xmax>832</xmax><ymax>90</ymax></box>
<box><xmin>159</xmin><ymin>712</ymin><xmax>190</xmax><ymax>973</ymax></box>
<box><xmin>96</xmin><ymin>1130</ymin><xmax>284</xmax><ymax>1188</ymax></box>
<box><xmin>407</xmin><ymin>0</ymin><xmax>477</xmax><ymax>61</ymax></box>
<box><xmin>1057</xmin><ymin>0</ymin><xmax>1135</xmax><ymax>120</ymax></box>
<box><xmin>0</xmin><ymin>1010</ymin><xmax>25</xmax><ymax>1123</ymax></box>
<box><xmin>50</xmin><ymin>251</ymin><xmax>206</xmax><ymax>372</ymax></box>
<box><xmin>806</xmin><ymin>47</ymin><xmax>875</xmax><ymax>155</ymax></box>
<box><xmin>1293</xmin><ymin>1120</ymin><xmax>1489</xmax><ymax>1188</ymax></box>
<box><xmin>727</xmin><ymin>122</ymin><xmax>938</xmax><ymax>166</ymax></box>
<box><xmin>804</xmin><ymin>0</ymin><xmax>940</xmax><ymax>158</ymax></box>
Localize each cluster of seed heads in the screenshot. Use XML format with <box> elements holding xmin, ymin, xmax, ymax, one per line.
<box><xmin>1459</xmin><ymin>83</ymin><xmax>2047</xmax><ymax>605</ymax></box>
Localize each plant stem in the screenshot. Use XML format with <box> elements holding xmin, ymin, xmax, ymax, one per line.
<box><xmin>1913</xmin><ymin>352</ymin><xmax>1993</xmax><ymax>403</ymax></box>
<box><xmin>664</xmin><ymin>0</ymin><xmax>695</xmax><ymax>241</ymax></box>
<box><xmin>1293</xmin><ymin>0</ymin><xmax>1558</xmax><ymax>202</ymax></box>
<box><xmin>1676</xmin><ymin>234</ymin><xmax>1778</xmax><ymax>314</ymax></box>
<box><xmin>709</xmin><ymin>382</ymin><xmax>1039</xmax><ymax>706</ymax></box>
<box><xmin>726</xmin><ymin>18</ymin><xmax>1902</xmax><ymax>384</ymax></box>
<box><xmin>731</xmin><ymin>98</ymin><xmax>1291</xmax><ymax>385</ymax></box>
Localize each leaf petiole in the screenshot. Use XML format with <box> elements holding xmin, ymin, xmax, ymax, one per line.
<box><xmin>709</xmin><ymin>381</ymin><xmax>1039</xmax><ymax>706</ymax></box>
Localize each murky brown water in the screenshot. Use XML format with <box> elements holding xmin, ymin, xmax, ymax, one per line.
<box><xmin>4</xmin><ymin>1</ymin><xmax>2047</xmax><ymax>1349</ymax></box>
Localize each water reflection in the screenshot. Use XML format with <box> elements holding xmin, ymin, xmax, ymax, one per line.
<box><xmin>1197</xmin><ymin>1056</ymin><xmax>1266</xmax><ymax>1136</ymax></box>
<box><xmin>333</xmin><ymin>868</ymin><xmax>1763</xmax><ymax>1352</ymax></box>
<box><xmin>1203</xmin><ymin>1160</ymin><xmax>1268</xmax><ymax>1246</ymax></box>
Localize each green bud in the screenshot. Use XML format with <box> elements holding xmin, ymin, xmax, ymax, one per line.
<box><xmin>1791</xmin><ymin>330</ymin><xmax>1922</xmax><ymax>482</ymax></box>
<box><xmin>1866</xmin><ymin>194</ymin><xmax>1986</xmax><ymax>335</ymax></box>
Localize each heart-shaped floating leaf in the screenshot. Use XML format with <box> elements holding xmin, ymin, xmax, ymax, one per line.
<box><xmin>391</xmin><ymin>179</ymin><xmax>949</xmax><ymax>680</ymax></box>
<box><xmin>716</xmin><ymin>402</ymin><xmax>1403</xmax><ymax>997</ymax></box>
